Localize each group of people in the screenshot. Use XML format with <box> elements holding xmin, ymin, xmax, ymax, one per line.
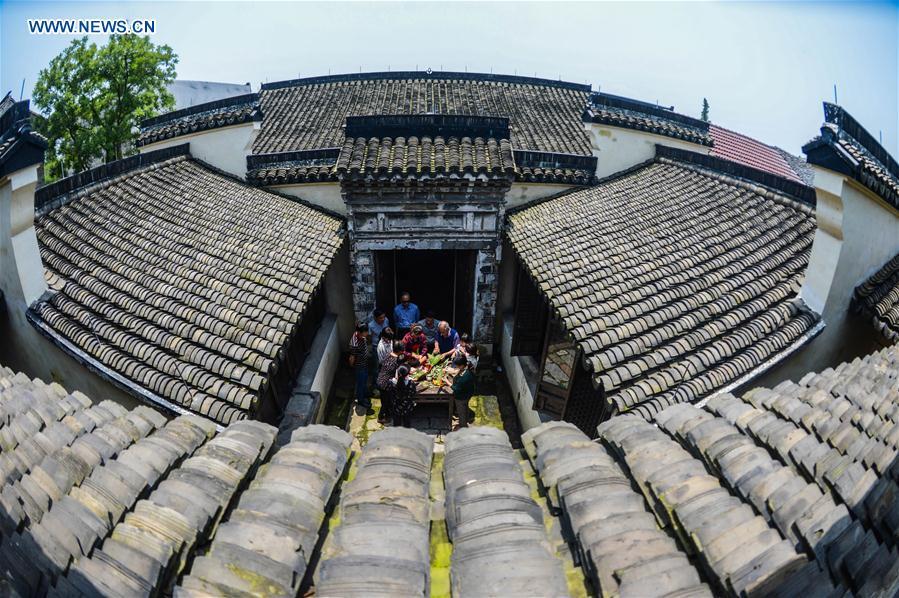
<box><xmin>349</xmin><ymin>292</ymin><xmax>478</xmax><ymax>429</ymax></box>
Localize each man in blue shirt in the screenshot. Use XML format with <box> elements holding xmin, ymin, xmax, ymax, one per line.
<box><xmin>433</xmin><ymin>321</ymin><xmax>461</xmax><ymax>358</ymax></box>
<box><xmin>368</xmin><ymin>309</ymin><xmax>390</xmax><ymax>343</ymax></box>
<box><xmin>393</xmin><ymin>292</ymin><xmax>420</xmax><ymax>336</ymax></box>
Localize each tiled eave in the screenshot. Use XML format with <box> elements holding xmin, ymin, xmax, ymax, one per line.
<box><xmin>803</xmin><ymin>103</ymin><xmax>899</xmax><ymax>212</ymax></box>
<box><xmin>583</xmin><ymin>104</ymin><xmax>713</xmax><ymax>147</ymax></box>
<box><xmin>0</xmin><ymin>98</ymin><xmax>48</xmax><ymax>178</ymax></box>
<box><xmin>137</xmin><ymin>93</ymin><xmax>261</xmax><ymax>147</ymax></box>
<box><xmin>852</xmin><ymin>252</ymin><xmax>899</xmax><ymax>343</ymax></box>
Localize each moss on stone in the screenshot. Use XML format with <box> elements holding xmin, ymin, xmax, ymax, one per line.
<box><xmin>225</xmin><ymin>562</ymin><xmax>285</xmax><ymax>595</ymax></box>
<box><xmin>470</xmin><ymin>395</ymin><xmax>503</xmax><ymax>429</ymax></box>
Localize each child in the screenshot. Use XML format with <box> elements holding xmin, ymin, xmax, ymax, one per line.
<box><xmin>449</xmin><ymin>355</ymin><xmax>475</xmax><ymax>430</ymax></box>
<box><xmin>391</xmin><ymin>365</ymin><xmax>418</xmax><ymax>427</ymax></box>
<box><xmin>376</xmin><ymin>328</ymin><xmax>394</xmax><ymax>365</ymax></box>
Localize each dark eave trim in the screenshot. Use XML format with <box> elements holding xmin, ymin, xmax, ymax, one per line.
<box><xmin>803</xmin><ymin>127</ymin><xmax>899</xmax><ymax>211</ymax></box>
<box><xmin>261</xmin><ymin>70</ymin><xmax>592</xmax><ymax>93</ymax></box>
<box><xmin>35</xmin><ymin>143</ymin><xmax>191</xmax><ymax>215</ymax></box>
<box><xmin>344</xmin><ymin>114</ymin><xmax>510</xmax><ymax>140</ymax></box>
<box><xmin>655</xmin><ymin>144</ymin><xmax>816</xmax><ymax>206</ymax></box>
<box><xmin>513</xmin><ymin>150</ymin><xmax>597</xmax><ymax>172</ymax></box>
<box><xmin>140</xmin><ymin>93</ymin><xmax>260</xmax><ymax>129</ymax></box>
<box><xmin>0</xmin><ymin>99</ymin><xmax>33</xmax><ymax>134</ymax></box>
<box><xmin>247</xmin><ymin>148</ymin><xmax>340</xmax><ymax>169</ymax></box>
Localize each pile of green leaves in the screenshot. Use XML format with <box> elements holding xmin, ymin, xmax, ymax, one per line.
<box><xmin>33</xmin><ymin>35</ymin><xmax>178</xmax><ymax>180</ymax></box>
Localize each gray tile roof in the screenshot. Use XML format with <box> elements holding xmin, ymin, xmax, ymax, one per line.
<box><xmin>335</xmin><ymin>134</ymin><xmax>516</xmax><ymax>181</ymax></box>
<box><xmin>246</xmin><ymin>149</ymin><xmax>340</xmax><ymax>186</ymax></box>
<box><xmin>253</xmin><ymin>72</ymin><xmax>593</xmax><ymax>156</ymax></box>
<box><xmin>521</xmin><ymin>342</ymin><xmax>899</xmax><ymax>596</ymax></box>
<box><xmin>5</xmin><ymin>350</ymin><xmax>899</xmax><ymax>596</ymax></box>
<box><xmin>29</xmin><ymin>157</ymin><xmax>343</xmax><ymax>425</ymax></box>
<box><xmin>0</xmin><ymin>366</ymin><xmax>367</xmax><ymax>596</ymax></box>
<box><xmin>507</xmin><ymin>158</ymin><xmax>819</xmax><ymax>417</ymax></box>
<box><xmin>853</xmin><ymin>252</ymin><xmax>899</xmax><ymax>343</ymax></box>
<box><xmin>443</xmin><ymin>427</ymin><xmax>569</xmax><ymax>596</ymax></box>
<box><xmin>136</xmin><ymin>93</ymin><xmax>261</xmax><ymax>147</ymax></box>
<box><xmin>522</xmin><ymin>338</ymin><xmax>899</xmax><ymax>596</ymax></box>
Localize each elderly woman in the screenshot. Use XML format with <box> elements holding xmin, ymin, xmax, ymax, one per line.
<box><xmin>402</xmin><ymin>323</ymin><xmax>429</xmax><ymax>361</ymax></box>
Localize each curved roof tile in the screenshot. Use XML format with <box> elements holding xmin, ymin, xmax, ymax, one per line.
<box><xmin>507</xmin><ymin>158</ymin><xmax>820</xmax><ymax>417</ymax></box>
<box><xmin>29</xmin><ymin>157</ymin><xmax>343</xmax><ymax>425</ymax></box>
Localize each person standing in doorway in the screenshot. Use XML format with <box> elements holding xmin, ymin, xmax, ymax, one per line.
<box><xmin>390</xmin><ymin>365</ymin><xmax>418</xmax><ymax>428</ymax></box>
<box><xmin>348</xmin><ymin>322</ymin><xmax>372</xmax><ymax>411</ymax></box>
<box><xmin>449</xmin><ymin>355</ymin><xmax>475</xmax><ymax>430</ymax></box>
<box><xmin>393</xmin><ymin>292</ymin><xmax>420</xmax><ymax>337</ymax></box>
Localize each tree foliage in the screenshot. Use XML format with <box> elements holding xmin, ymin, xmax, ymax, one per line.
<box><xmin>700</xmin><ymin>98</ymin><xmax>710</xmax><ymax>123</ymax></box>
<box><xmin>32</xmin><ymin>35</ymin><xmax>178</xmax><ymax>179</ymax></box>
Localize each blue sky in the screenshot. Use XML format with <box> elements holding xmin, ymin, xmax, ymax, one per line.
<box><xmin>2</xmin><ymin>1</ymin><xmax>897</xmax><ymax>156</ymax></box>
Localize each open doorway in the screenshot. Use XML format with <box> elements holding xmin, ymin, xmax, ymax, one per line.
<box><xmin>374</xmin><ymin>249</ymin><xmax>476</xmax><ymax>335</ymax></box>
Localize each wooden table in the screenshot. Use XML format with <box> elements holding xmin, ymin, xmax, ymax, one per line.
<box><xmin>411</xmin><ymin>369</ymin><xmax>456</xmax><ymax>421</ymax></box>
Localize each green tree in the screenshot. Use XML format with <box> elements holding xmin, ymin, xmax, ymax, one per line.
<box><xmin>32</xmin><ymin>35</ymin><xmax>178</xmax><ymax>179</ymax></box>
<box><xmin>700</xmin><ymin>98</ymin><xmax>710</xmax><ymax>123</ymax></box>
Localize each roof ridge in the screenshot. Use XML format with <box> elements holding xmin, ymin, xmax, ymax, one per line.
<box><xmin>189</xmin><ymin>155</ymin><xmax>347</xmax><ymax>222</ymax></box>
<box><xmin>655</xmin><ymin>145</ymin><xmax>816</xmax><ymax>210</ymax></box>
<box><xmin>34</xmin><ymin>144</ymin><xmax>191</xmax><ymax>216</ymax></box>
<box><xmin>506</xmin><ymin>158</ymin><xmax>653</xmax><ymax>215</ymax></box>
<box><xmin>260</xmin><ymin>70</ymin><xmax>591</xmax><ymax>93</ymax></box>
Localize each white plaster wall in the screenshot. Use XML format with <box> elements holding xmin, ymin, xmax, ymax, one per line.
<box><xmin>0</xmin><ymin>168</ymin><xmax>140</xmax><ymax>410</ymax></box>
<box><xmin>324</xmin><ymin>243</ymin><xmax>355</xmax><ymax>344</ymax></box>
<box><xmin>308</xmin><ymin>321</ymin><xmax>339</xmax><ymax>412</ymax></box>
<box><xmin>584</xmin><ymin>123</ymin><xmax>712</xmax><ymax>179</ymax></box>
<box><xmin>499</xmin><ymin>318</ymin><xmax>543</xmax><ymax>432</ymax></box>
<box><xmin>505</xmin><ymin>183</ymin><xmax>576</xmax><ymax>209</ymax></box>
<box><xmin>791</xmin><ymin>168</ymin><xmax>899</xmax><ymax>373</ymax></box>
<box><xmin>139</xmin><ymin>122</ymin><xmax>258</xmax><ymax>179</ymax></box>
<box><xmin>293</xmin><ymin>314</ymin><xmax>341</xmax><ymax>423</ymax></box>
<box><xmin>272</xmin><ymin>183</ymin><xmax>346</xmax><ymax>216</ymax></box>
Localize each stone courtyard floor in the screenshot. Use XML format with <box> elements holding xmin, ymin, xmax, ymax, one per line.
<box><xmin>317</xmin><ymin>359</ymin><xmax>587</xmax><ymax>598</ymax></box>
<box><xmin>322</xmin><ymin>357</ymin><xmax>523</xmax><ymax>452</ymax></box>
